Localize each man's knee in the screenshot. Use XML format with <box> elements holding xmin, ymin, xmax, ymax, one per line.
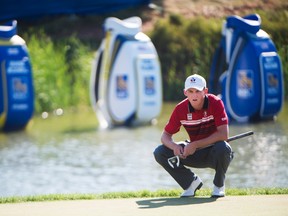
<box><xmin>153</xmin><ymin>145</ymin><xmax>172</xmax><ymax>164</ymax></box>
<box><xmin>213</xmin><ymin>141</ymin><xmax>233</xmax><ymax>158</ymax></box>
<box><xmin>153</xmin><ymin>145</ymin><xmax>165</xmax><ymax>162</ymax></box>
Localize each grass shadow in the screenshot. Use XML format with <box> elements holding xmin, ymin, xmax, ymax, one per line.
<box><xmin>136</xmin><ymin>197</ymin><xmax>218</xmax><ymax>209</ymax></box>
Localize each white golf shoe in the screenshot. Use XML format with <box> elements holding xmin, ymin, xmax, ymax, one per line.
<box><xmin>212</xmin><ymin>184</ymin><xmax>225</xmax><ymax>197</ymax></box>
<box><xmin>180</xmin><ymin>175</ymin><xmax>203</xmax><ymax>197</ymax></box>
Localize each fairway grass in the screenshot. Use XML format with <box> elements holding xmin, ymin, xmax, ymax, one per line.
<box><xmin>1</xmin><ymin>188</ymin><xmax>288</xmax><ymax>204</ymax></box>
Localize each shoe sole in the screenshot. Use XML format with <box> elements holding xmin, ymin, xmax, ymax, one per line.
<box><xmin>211</xmin><ymin>194</ymin><xmax>225</xmax><ymax>198</ymax></box>
<box><xmin>181</xmin><ymin>182</ymin><xmax>203</xmax><ymax>198</ymax></box>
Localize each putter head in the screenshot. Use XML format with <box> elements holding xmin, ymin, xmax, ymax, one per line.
<box><xmin>168</xmin><ymin>156</ymin><xmax>180</xmax><ymax>168</ymax></box>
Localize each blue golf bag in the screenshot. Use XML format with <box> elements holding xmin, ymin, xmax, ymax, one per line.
<box><xmin>0</xmin><ymin>20</ymin><xmax>34</xmax><ymax>131</ymax></box>
<box><xmin>209</xmin><ymin>14</ymin><xmax>284</xmax><ymax>122</ymax></box>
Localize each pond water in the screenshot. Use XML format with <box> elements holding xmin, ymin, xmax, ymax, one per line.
<box><xmin>0</xmin><ymin>103</ymin><xmax>288</xmax><ymax>197</ymax></box>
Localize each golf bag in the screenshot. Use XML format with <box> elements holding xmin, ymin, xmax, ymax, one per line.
<box><xmin>0</xmin><ymin>20</ymin><xmax>34</xmax><ymax>131</ymax></box>
<box><xmin>90</xmin><ymin>17</ymin><xmax>162</xmax><ymax>128</ymax></box>
<box><xmin>209</xmin><ymin>14</ymin><xmax>284</xmax><ymax>122</ymax></box>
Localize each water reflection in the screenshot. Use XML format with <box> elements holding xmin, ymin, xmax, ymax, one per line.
<box><xmin>0</xmin><ymin>103</ymin><xmax>287</xmax><ymax>197</ymax></box>
<box><xmin>227</xmin><ymin>121</ymin><xmax>288</xmax><ymax>188</ymax></box>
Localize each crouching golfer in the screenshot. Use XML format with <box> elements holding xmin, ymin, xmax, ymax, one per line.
<box><xmin>154</xmin><ymin>74</ymin><xmax>233</xmax><ymax>197</ymax></box>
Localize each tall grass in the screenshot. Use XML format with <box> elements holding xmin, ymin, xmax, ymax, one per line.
<box><xmin>23</xmin><ymin>30</ymin><xmax>94</xmax><ymax>113</ymax></box>
<box><xmin>148</xmin><ymin>14</ymin><xmax>222</xmax><ymax>101</ymax></box>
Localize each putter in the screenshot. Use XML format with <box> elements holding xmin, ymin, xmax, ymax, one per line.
<box><xmin>167</xmin><ymin>131</ymin><xmax>254</xmax><ymax>168</ymax></box>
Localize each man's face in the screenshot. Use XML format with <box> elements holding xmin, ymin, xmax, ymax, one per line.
<box><xmin>184</xmin><ymin>88</ymin><xmax>207</xmax><ymax>109</ymax></box>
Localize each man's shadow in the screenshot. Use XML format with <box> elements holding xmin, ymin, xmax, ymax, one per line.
<box><xmin>136</xmin><ymin>197</ymin><xmax>218</xmax><ymax>209</ymax></box>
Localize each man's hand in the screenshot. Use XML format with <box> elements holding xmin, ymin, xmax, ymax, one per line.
<box><xmin>182</xmin><ymin>142</ymin><xmax>197</xmax><ymax>158</ymax></box>
<box><xmin>173</xmin><ymin>144</ymin><xmax>184</xmax><ymax>157</ymax></box>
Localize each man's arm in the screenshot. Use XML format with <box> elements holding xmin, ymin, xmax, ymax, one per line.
<box><xmin>194</xmin><ymin>124</ymin><xmax>229</xmax><ymax>149</ymax></box>
<box><xmin>182</xmin><ymin>124</ymin><xmax>229</xmax><ymax>158</ymax></box>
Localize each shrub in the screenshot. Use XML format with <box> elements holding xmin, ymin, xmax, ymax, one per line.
<box><xmin>23</xmin><ymin>30</ymin><xmax>93</xmax><ymax>113</ymax></box>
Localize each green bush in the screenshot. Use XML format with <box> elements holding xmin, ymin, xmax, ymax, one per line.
<box><xmin>149</xmin><ymin>14</ymin><xmax>222</xmax><ymax>100</ymax></box>
<box><xmin>23</xmin><ymin>30</ymin><xmax>93</xmax><ymax>113</ymax></box>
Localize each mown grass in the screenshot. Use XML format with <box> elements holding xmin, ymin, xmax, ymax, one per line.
<box><xmin>1</xmin><ymin>188</ymin><xmax>288</xmax><ymax>204</ymax></box>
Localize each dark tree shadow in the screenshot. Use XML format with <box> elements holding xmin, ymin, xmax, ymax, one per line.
<box><xmin>136</xmin><ymin>197</ymin><xmax>218</xmax><ymax>209</ymax></box>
